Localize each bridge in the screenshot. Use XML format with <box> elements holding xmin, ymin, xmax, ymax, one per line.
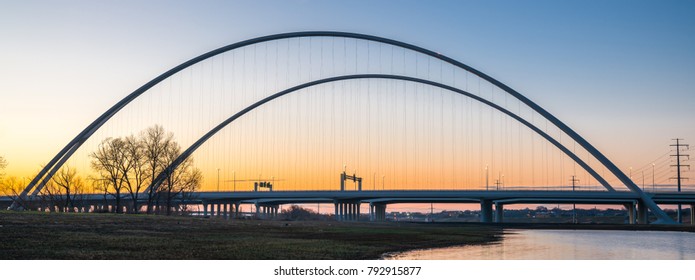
<box><xmin>5</xmin><ymin>31</ymin><xmax>694</xmax><ymax>224</ymax></box>
<box><xmin>3</xmin><ymin>190</ymin><xmax>694</xmax><ymax>224</ymax></box>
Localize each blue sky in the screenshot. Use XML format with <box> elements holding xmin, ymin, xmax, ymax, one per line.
<box><xmin>1</xmin><ymin>0</ymin><xmax>694</xmax><ymax>179</ymax></box>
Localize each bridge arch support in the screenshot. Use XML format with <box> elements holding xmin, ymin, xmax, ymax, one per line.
<box><xmin>13</xmin><ymin>31</ymin><xmax>673</xmax><ymax>223</ymax></box>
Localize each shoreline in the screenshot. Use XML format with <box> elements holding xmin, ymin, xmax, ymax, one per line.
<box><xmin>3</xmin><ymin>211</ymin><xmax>693</xmax><ymax>259</ymax></box>
<box><xmin>0</xmin><ymin>211</ymin><xmax>501</xmax><ymax>260</ymax></box>
<box><xmin>407</xmin><ymin>221</ymin><xmax>695</xmax><ymax>232</ymax></box>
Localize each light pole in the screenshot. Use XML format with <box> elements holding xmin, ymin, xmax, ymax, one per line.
<box><xmin>571</xmin><ymin>175</ymin><xmax>578</xmax><ymax>223</ymax></box>
<box><xmin>217</xmin><ymin>168</ymin><xmax>220</xmax><ymax>192</ymax></box>
<box><xmin>382</xmin><ymin>175</ymin><xmax>385</xmax><ymax>190</ymax></box>
<box><xmin>652</xmin><ymin>163</ymin><xmax>655</xmax><ymax>192</ymax></box>
<box><xmin>485</xmin><ymin>165</ymin><xmax>489</xmax><ymax>191</ymax></box>
<box><xmin>642</xmin><ymin>170</ymin><xmax>645</xmax><ymax>190</ymax></box>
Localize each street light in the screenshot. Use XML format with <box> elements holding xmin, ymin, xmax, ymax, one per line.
<box><xmin>485</xmin><ymin>165</ymin><xmax>489</xmax><ymax>191</ymax></box>
<box><xmin>652</xmin><ymin>163</ymin><xmax>655</xmax><ymax>192</ymax></box>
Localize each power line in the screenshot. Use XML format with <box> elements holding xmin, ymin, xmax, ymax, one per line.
<box><xmin>670</xmin><ymin>138</ymin><xmax>689</xmax><ymax>223</ymax></box>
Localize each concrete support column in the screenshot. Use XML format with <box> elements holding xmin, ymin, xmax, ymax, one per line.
<box><xmin>255</xmin><ymin>203</ymin><xmax>260</xmax><ymax>218</ymax></box>
<box><xmin>349</xmin><ymin>204</ymin><xmax>354</xmax><ymax>221</ymax></box>
<box><xmin>373</xmin><ymin>204</ymin><xmax>386</xmax><ymax>221</ymax></box>
<box><xmin>624</xmin><ymin>203</ymin><xmax>636</xmax><ymax>224</ymax></box>
<box><xmin>336</xmin><ymin>203</ymin><xmax>340</xmax><ymax>221</ymax></box>
<box><xmin>356</xmin><ymin>203</ymin><xmax>361</xmax><ymax>221</ymax></box>
<box><xmin>340</xmin><ymin>203</ymin><xmax>345</xmax><ymax>221</ymax></box>
<box><xmin>202</xmin><ymin>203</ymin><xmax>208</xmax><ymax>217</ymax></box>
<box><xmin>480</xmin><ymin>200</ymin><xmax>493</xmax><ymax>223</ymax></box>
<box><xmin>637</xmin><ymin>200</ymin><xmax>649</xmax><ymax>224</ymax></box>
<box><xmin>350</xmin><ymin>203</ymin><xmax>354</xmax><ymax>221</ymax></box>
<box><xmin>495</xmin><ymin>203</ymin><xmax>504</xmax><ymax>223</ymax></box>
<box><xmin>352</xmin><ymin>204</ymin><xmax>356</xmax><ymax>221</ymax></box>
<box><xmin>690</xmin><ymin>204</ymin><xmax>694</xmax><ymax>226</ymax></box>
<box><xmin>334</xmin><ymin>203</ymin><xmax>339</xmax><ymax>221</ymax></box>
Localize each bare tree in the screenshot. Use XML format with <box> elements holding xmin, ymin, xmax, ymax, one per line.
<box><xmin>1</xmin><ymin>176</ymin><xmax>28</xmax><ymax>209</ymax></box>
<box><xmin>88</xmin><ymin>126</ymin><xmax>200</xmax><ymax>215</ymax></box>
<box><xmin>141</xmin><ymin>125</ymin><xmax>174</xmax><ymax>214</ymax></box>
<box><xmin>90</xmin><ymin>137</ymin><xmax>131</xmax><ymax>213</ymax></box>
<box><xmin>42</xmin><ymin>166</ymin><xmax>84</xmax><ymax>212</ymax></box>
<box><xmin>0</xmin><ymin>155</ymin><xmax>7</xmax><ymax>180</ymax></box>
<box><xmin>159</xmin><ymin>143</ymin><xmax>202</xmax><ymax>215</ymax></box>
<box><xmin>122</xmin><ymin>135</ymin><xmax>146</xmax><ymax>213</ymax></box>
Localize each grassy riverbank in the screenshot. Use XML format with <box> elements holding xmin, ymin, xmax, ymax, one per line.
<box><xmin>0</xmin><ymin>211</ymin><xmax>501</xmax><ymax>259</ymax></box>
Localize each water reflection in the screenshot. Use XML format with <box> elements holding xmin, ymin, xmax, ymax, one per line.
<box><xmin>388</xmin><ymin>230</ymin><xmax>695</xmax><ymax>260</ymax></box>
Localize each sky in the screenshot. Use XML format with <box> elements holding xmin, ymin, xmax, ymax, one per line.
<box><xmin>1</xmin><ymin>0</ymin><xmax>694</xmax><ymax>203</ymax></box>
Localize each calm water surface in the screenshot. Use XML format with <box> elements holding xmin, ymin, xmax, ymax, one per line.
<box><xmin>387</xmin><ymin>230</ymin><xmax>695</xmax><ymax>260</ymax></box>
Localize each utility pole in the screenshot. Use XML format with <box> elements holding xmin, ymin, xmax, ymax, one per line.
<box><xmin>642</xmin><ymin>170</ymin><xmax>645</xmax><ymax>190</ymax></box>
<box><xmin>652</xmin><ymin>163</ymin><xmax>655</xmax><ymax>192</ymax></box>
<box><xmin>570</xmin><ymin>175</ymin><xmax>580</xmax><ymax>224</ymax></box>
<box><xmin>430</xmin><ymin>203</ymin><xmax>434</xmax><ymax>222</ymax></box>
<box><xmin>485</xmin><ymin>165</ymin><xmax>489</xmax><ymax>191</ymax></box>
<box><xmin>670</xmin><ymin>138</ymin><xmax>689</xmax><ymax>223</ymax></box>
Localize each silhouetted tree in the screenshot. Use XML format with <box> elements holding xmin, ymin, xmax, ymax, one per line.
<box><xmin>90</xmin><ymin>137</ymin><xmax>131</xmax><ymax>213</ymax></box>
<box><xmin>141</xmin><ymin>125</ymin><xmax>175</xmax><ymax>214</ymax></box>
<box><xmin>281</xmin><ymin>205</ymin><xmax>323</xmax><ymax>221</ymax></box>
<box><xmin>158</xmin><ymin>143</ymin><xmax>202</xmax><ymax>215</ymax></box>
<box><xmin>1</xmin><ymin>176</ymin><xmax>26</xmax><ymax>208</ymax></box>
<box><xmin>42</xmin><ymin>166</ymin><xmax>84</xmax><ymax>212</ymax></box>
<box><xmin>0</xmin><ymin>155</ymin><xmax>7</xmax><ymax>180</ymax></box>
<box><xmin>122</xmin><ymin>135</ymin><xmax>147</xmax><ymax>213</ymax></box>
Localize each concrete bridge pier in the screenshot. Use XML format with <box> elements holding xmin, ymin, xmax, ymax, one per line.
<box><xmin>480</xmin><ymin>200</ymin><xmax>493</xmax><ymax>223</ymax></box>
<box><xmin>356</xmin><ymin>203</ymin><xmax>361</xmax><ymax>220</ymax></box>
<box><xmin>333</xmin><ymin>202</ymin><xmax>360</xmax><ymax>221</ymax></box>
<box><xmin>334</xmin><ymin>203</ymin><xmax>339</xmax><ymax>221</ymax></box>
<box><xmin>202</xmin><ymin>203</ymin><xmax>208</xmax><ymax>217</ymax></box>
<box><xmin>334</xmin><ymin>202</ymin><xmax>359</xmax><ymax>221</ymax></box>
<box><xmin>234</xmin><ymin>203</ymin><xmax>240</xmax><ymax>218</ymax></box>
<box><xmin>495</xmin><ymin>203</ymin><xmax>504</xmax><ymax>223</ymax></box>
<box><xmin>637</xmin><ymin>200</ymin><xmax>649</xmax><ymax>224</ymax></box>
<box><xmin>691</xmin><ymin>204</ymin><xmax>694</xmax><ymax>226</ymax></box>
<box><xmin>624</xmin><ymin>203</ymin><xmax>636</xmax><ymax>224</ymax></box>
<box><xmin>371</xmin><ymin>204</ymin><xmax>386</xmax><ymax>221</ymax></box>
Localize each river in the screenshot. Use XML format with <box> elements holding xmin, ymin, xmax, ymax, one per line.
<box><xmin>386</xmin><ymin>229</ymin><xmax>695</xmax><ymax>259</ymax></box>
